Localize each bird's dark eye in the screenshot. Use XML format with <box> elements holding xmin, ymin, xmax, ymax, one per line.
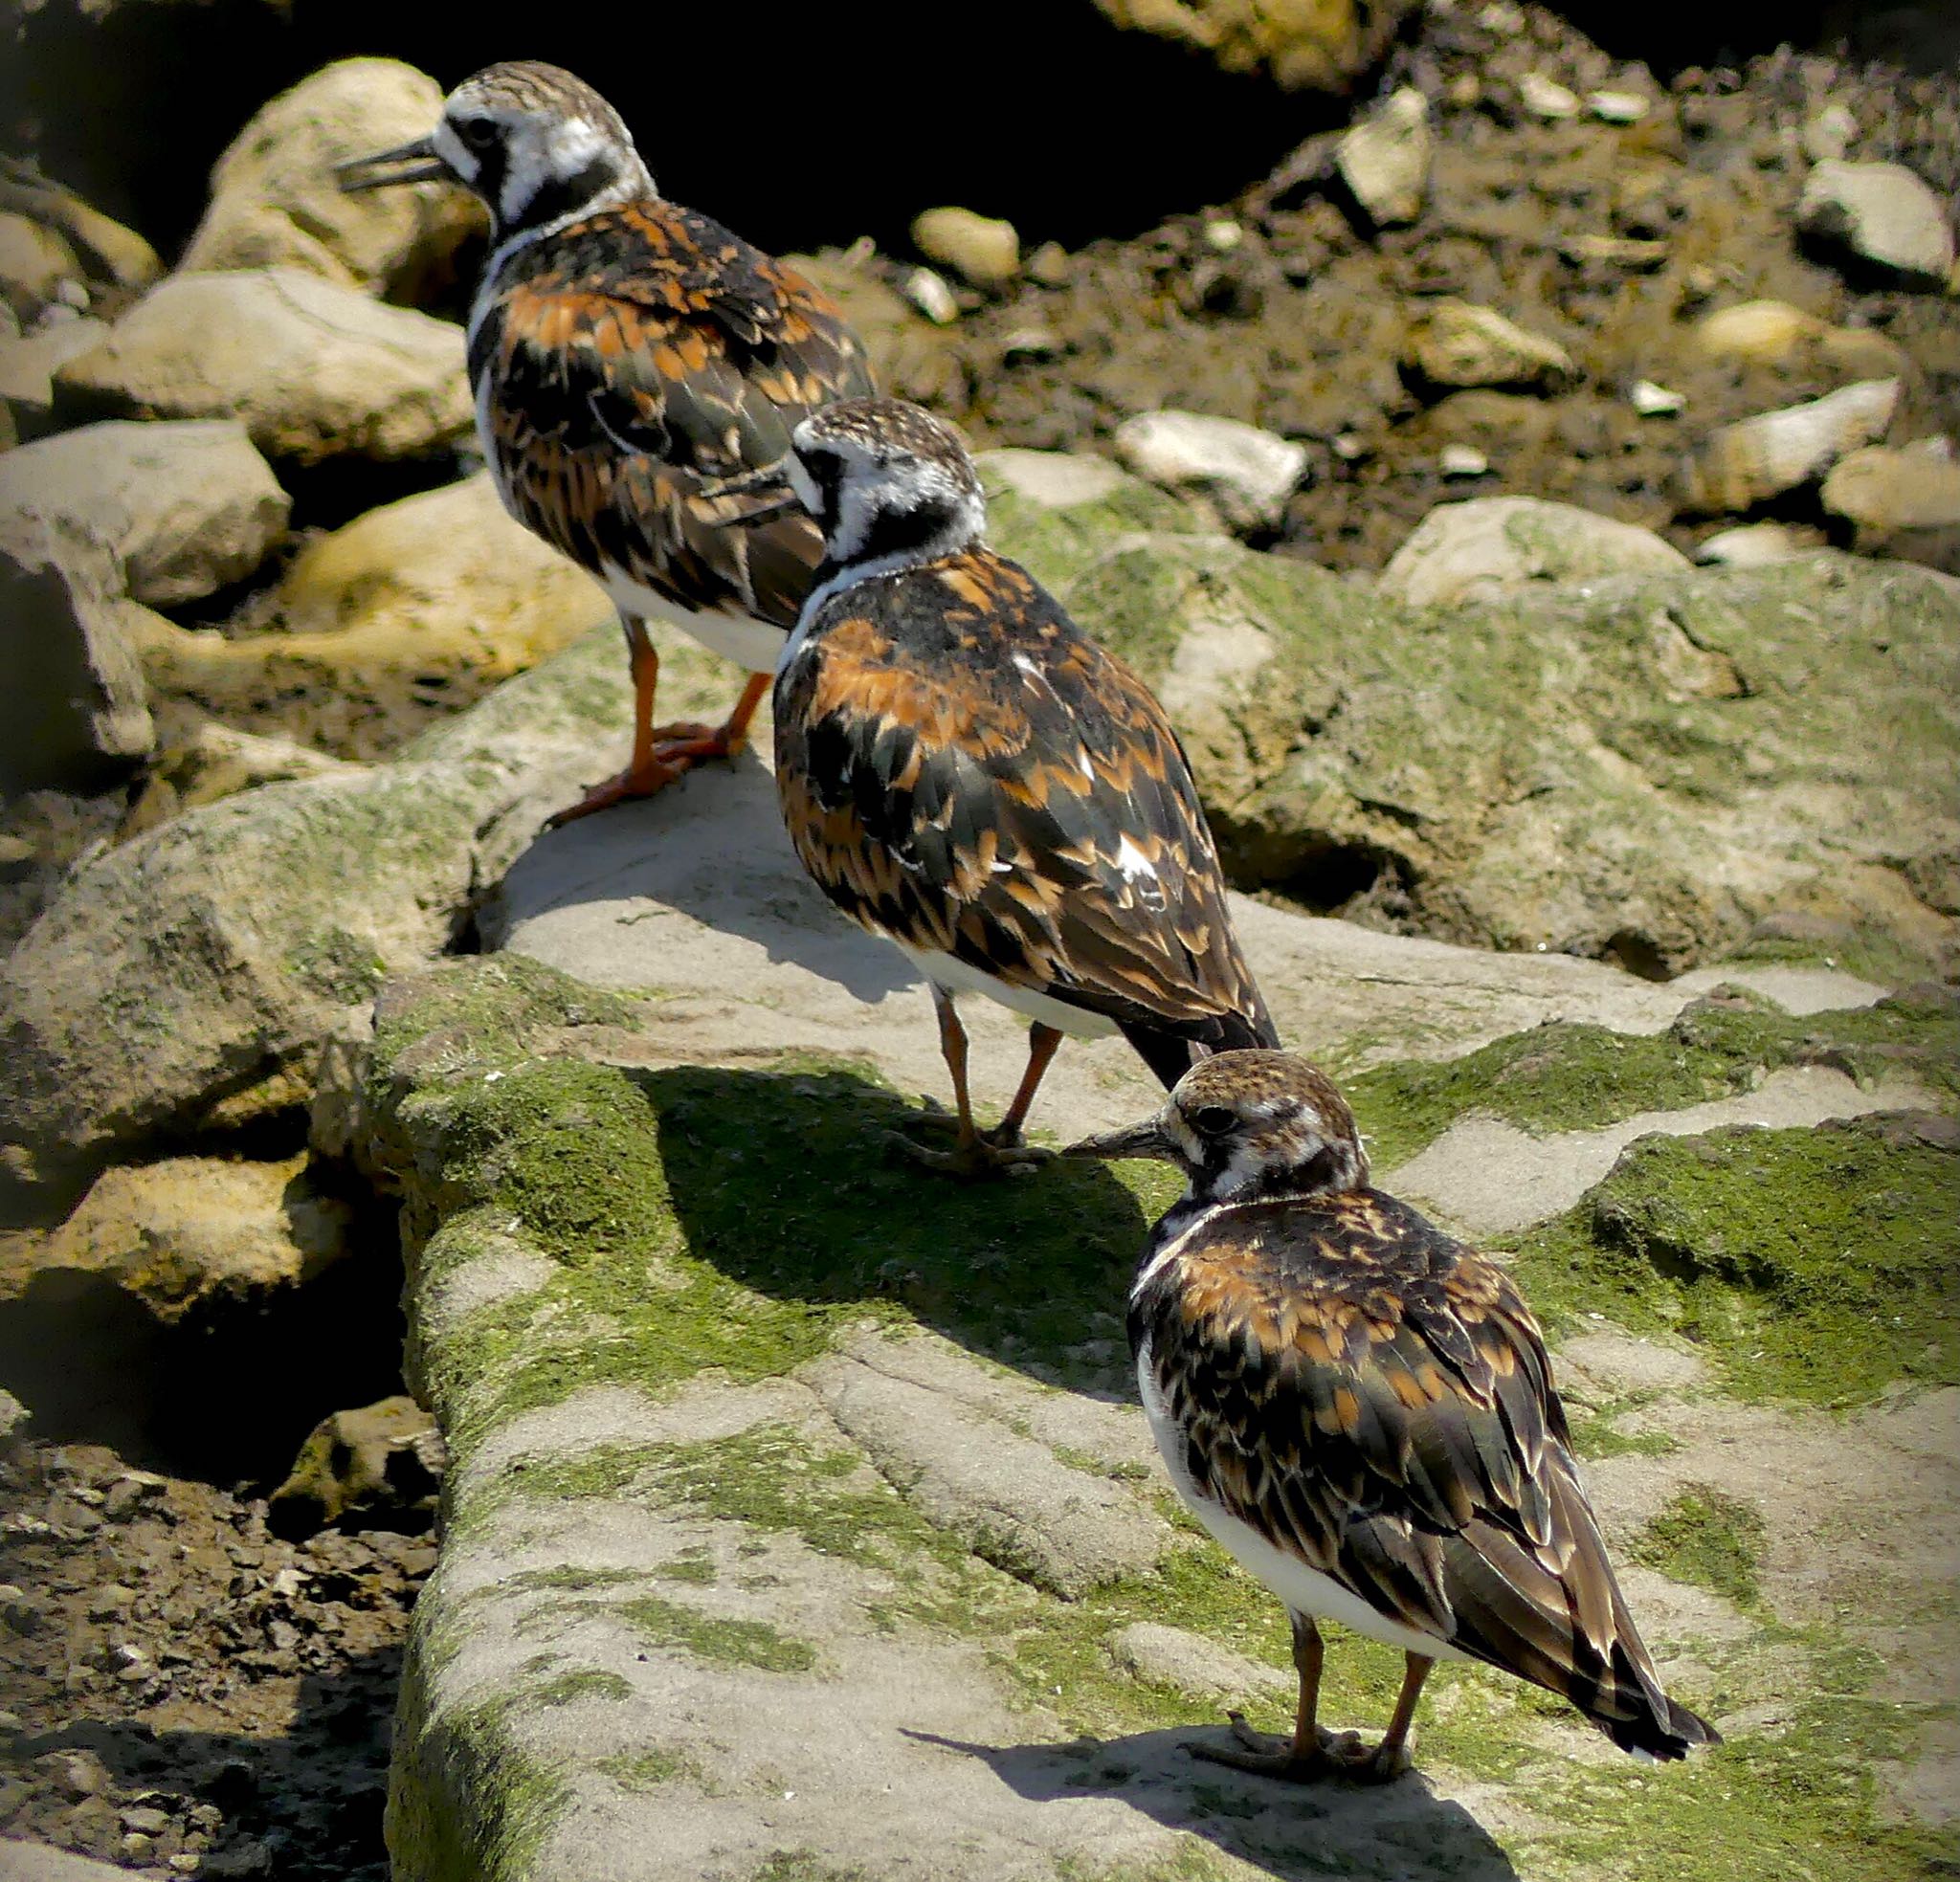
<box><xmin>457</xmin><ymin>118</ymin><xmax>499</xmax><ymax>150</ymax></box>
<box><xmin>1191</xmin><ymin>1105</ymin><xmax>1236</xmax><ymax>1138</ymax></box>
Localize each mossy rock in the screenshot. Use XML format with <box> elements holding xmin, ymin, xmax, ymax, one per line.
<box><xmin>1509</xmin><ymin>1110</ymin><xmax>1960</xmax><ymax>1406</ymax></box>
<box><xmin>986</xmin><ymin>502</ymin><xmax>1960</xmax><ymax>980</ymax></box>
<box><xmin>373</xmin><ymin>956</ymin><xmax>1956</xmax><ymax>1881</ymax></box>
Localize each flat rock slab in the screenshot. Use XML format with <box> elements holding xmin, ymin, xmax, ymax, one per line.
<box><xmin>483</xmin><ymin>699</ymin><xmax>1889</xmax><ymax>1144</ymax></box>
<box><xmin>369</xmin><ymin>659</ymin><xmax>1956</xmax><ymax>1877</ymax></box>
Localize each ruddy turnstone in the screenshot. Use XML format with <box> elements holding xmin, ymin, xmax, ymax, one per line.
<box><xmin>339</xmin><ymin>60</ymin><xmax>873</xmax><ymax>824</ymax></box>
<box><xmin>1069</xmin><ymin>1050</ymin><xmax>1720</xmax><ymax>1779</ymax></box>
<box><xmin>749</xmin><ymin>397</ymin><xmax>1279</xmax><ymax>1176</ymax></box>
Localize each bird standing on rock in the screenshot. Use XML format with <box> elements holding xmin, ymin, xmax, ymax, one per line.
<box><xmin>1070</xmin><ymin>1050</ymin><xmax>1721</xmax><ymax>1780</ymax></box>
<box><xmin>744</xmin><ymin>396</ymin><xmax>1280</xmax><ymax>1177</ymax></box>
<box><xmin>339</xmin><ymin>60</ymin><xmax>873</xmax><ymax>825</ymax></box>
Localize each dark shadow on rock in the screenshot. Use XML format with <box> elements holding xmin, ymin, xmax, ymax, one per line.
<box><xmin>905</xmin><ymin>1726</ymin><xmax>1522</xmax><ymax>1882</ymax></box>
<box><xmin>479</xmin><ymin>750</ymin><xmax>918</xmax><ymax>1007</ymax></box>
<box><xmin>630</xmin><ymin>1062</ymin><xmax>1155</xmax><ymax>1394</ymax></box>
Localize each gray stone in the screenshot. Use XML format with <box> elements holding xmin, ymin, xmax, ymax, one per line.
<box><xmin>120</xmin><ymin>720</ymin><xmax>361</xmax><ymax>840</ymax></box>
<box><xmin>0</xmin><ymin>521</ymin><xmax>153</xmax><ymax>790</ymax></box>
<box><xmin>1586</xmin><ymin>89</ymin><xmax>1650</xmax><ymax>123</ymax></box>
<box><xmin>0</xmin><ymin>167</ymin><xmax>159</xmax><ymax>294</ymax></box>
<box><xmin>901</xmin><ymin>264</ymin><xmax>959</xmax><ymax>325</ymax></box>
<box><xmin>1336</xmin><ymin>85</ymin><xmax>1431</xmax><ymax>228</ymax></box>
<box><xmin>802</xmin><ymin>1339</ymin><xmax>1168</xmax><ymax>1597</ymax></box>
<box><xmin>1108</xmin><ymin>1622</ymin><xmax>1289</xmax><ymax>1702</ymax></box>
<box><xmin>1693</xmin><ymin>521</ymin><xmax>1817</xmax><ymax>567</ymax></box>
<box><xmin>1821</xmin><ymin>444</ymin><xmax>1960</xmax><ymax>539</ymax></box>
<box><xmin>910</xmin><ymin>207</ymin><xmax>1019</xmax><ymax>289</ymax></box>
<box><xmin>1086</xmin><ymin>0</ymin><xmax>1414</xmax><ymax>90</ymax></box>
<box><xmin>0</xmin><ymin>629</ymin><xmax>639</xmax><ymax>1197</ymax></box>
<box><xmin>180</xmin><ymin>58</ymin><xmax>481</xmax><ymax>299</ymax></box>
<box><xmin>1403</xmin><ymin>298</ymin><xmax>1573</xmax><ymax>391</ymax></box>
<box><xmin>1113</xmin><ymin>408</ymin><xmax>1306</xmax><ymax>534</ymax></box>
<box><xmin>1378</xmin><ymin>495</ymin><xmax>1689</xmax><ymax>607</ymax></box>
<box><xmin>54</xmin><ymin>268</ymin><xmax>472</xmax><ymax>463</ymax></box>
<box><xmin>0</xmin><ymin>313</ymin><xmax>109</xmax><ymax>413</ymax></box>
<box><xmin>1801</xmin><ymin>102</ymin><xmax>1858</xmax><ymax>165</ymax></box>
<box><xmin>0</xmin><ymin>419</ymin><xmax>289</xmax><ymax>605</ymax></box>
<box><xmin>1683</xmin><ymin>377</ymin><xmax>1900</xmax><ymax>515</ymax></box>
<box><xmin>0</xmin><ymin>211</ymin><xmax>79</xmax><ymax>319</ymax></box>
<box><xmin>1518</xmin><ymin>72</ymin><xmax>1581</xmax><ymax>121</ymax></box>
<box><xmin>1798</xmin><ymin>159</ymin><xmax>1955</xmax><ymax>288</ymax></box>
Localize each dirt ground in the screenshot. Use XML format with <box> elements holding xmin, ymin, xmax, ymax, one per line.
<box><xmin>918</xmin><ymin>6</ymin><xmax>1959</xmax><ymax>572</ymax></box>
<box><xmin>0</xmin><ymin>1437</ymin><xmax>426</xmax><ymax>1879</ymax></box>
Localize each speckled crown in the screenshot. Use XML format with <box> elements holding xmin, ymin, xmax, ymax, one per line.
<box><xmin>448</xmin><ymin>61</ymin><xmax>635</xmax><ymax>147</ymax></box>
<box><xmin>796</xmin><ymin>398</ymin><xmax>980</xmax><ymax>493</ymax></box>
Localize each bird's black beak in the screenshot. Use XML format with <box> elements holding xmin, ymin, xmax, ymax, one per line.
<box><xmin>1064</xmin><ymin>1114</ymin><xmax>1181</xmax><ymax>1164</ymax></box>
<box><xmin>698</xmin><ymin>461</ymin><xmax>802</xmax><ymax>527</ymax></box>
<box><xmin>335</xmin><ymin>135</ymin><xmax>452</xmax><ymax>193</ymax></box>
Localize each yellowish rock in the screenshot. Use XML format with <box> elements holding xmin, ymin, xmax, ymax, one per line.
<box><xmin>131</xmin><ymin>475</ymin><xmax>611</xmax><ymax>757</ymax></box>
<box><xmin>179</xmin><ymin>57</ymin><xmax>482</xmax><ymax>299</ymax></box>
<box><xmin>1091</xmin><ymin>0</ymin><xmax>1414</xmax><ymax>90</ymax></box>
<box><xmin>910</xmin><ymin>207</ymin><xmax>1019</xmax><ymax>290</ymax></box>
<box><xmin>5</xmin><ymin>1152</ymin><xmax>351</xmax><ymax>1322</ymax></box>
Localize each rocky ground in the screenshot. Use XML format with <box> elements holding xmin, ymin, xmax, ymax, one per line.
<box><xmin>0</xmin><ymin>3</ymin><xmax>1956</xmax><ymax>1879</ymax></box>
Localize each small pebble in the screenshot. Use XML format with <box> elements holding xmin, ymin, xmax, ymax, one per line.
<box><xmin>1203</xmin><ymin>218</ymin><xmax>1243</xmax><ymax>253</ymax></box>
<box><xmin>1026</xmin><ymin>241</ymin><xmax>1071</xmax><ymax>287</ymax></box>
<box><xmin>1629</xmin><ymin>379</ymin><xmax>1685</xmax><ymax>416</ymax></box>
<box><xmin>1802</xmin><ymin>102</ymin><xmax>1857</xmax><ymax>164</ymax></box>
<box><xmin>902</xmin><ymin>266</ymin><xmax>958</xmax><ymax>325</ymax></box>
<box><xmin>1519</xmin><ymin>73</ymin><xmax>1581</xmax><ymax>121</ymax></box>
<box><xmin>1587</xmin><ymin>89</ymin><xmax>1650</xmax><ymax>123</ymax></box>
<box><xmin>1000</xmin><ymin>325</ymin><xmax>1061</xmax><ymax>363</ymax></box>
<box><xmin>1439</xmin><ymin>443</ymin><xmax>1490</xmax><ymax>476</ymax></box>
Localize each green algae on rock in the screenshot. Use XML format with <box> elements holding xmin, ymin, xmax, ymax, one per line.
<box><xmin>373</xmin><ymin>952</ymin><xmax>1956</xmax><ymax>1880</ymax></box>
<box><xmin>1631</xmin><ymin>1484</ymin><xmax>1769</xmax><ymax>1610</ymax></box>
<box><xmin>1508</xmin><ymin>1113</ymin><xmax>1960</xmax><ymax>1406</ymax></box>
<box><xmin>1348</xmin><ymin>984</ymin><xmax>1960</xmax><ymax>1169</ymax></box>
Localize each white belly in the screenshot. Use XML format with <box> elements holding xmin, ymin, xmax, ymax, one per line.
<box><xmin>600</xmin><ymin>566</ymin><xmax>787</xmax><ymax>675</ymax></box>
<box><xmin>898</xmin><ymin>943</ymin><xmax>1120</xmax><ymax>1040</ymax></box>
<box><xmin>1135</xmin><ymin>1340</ymin><xmax>1465</xmax><ymax>1664</ymax></box>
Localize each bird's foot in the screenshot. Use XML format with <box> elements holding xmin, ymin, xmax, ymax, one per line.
<box><xmin>651</xmin><ymin>718</ymin><xmax>746</xmax><ymax>768</ymax></box>
<box><xmin>544</xmin><ymin>756</ymin><xmax>692</xmax><ymax>828</ymax></box>
<box><xmin>883</xmin><ymin>1116</ymin><xmax>1050</xmax><ymax>1180</ymax></box>
<box><xmin>1189</xmin><ymin>1712</ymin><xmax>1402</xmax><ymax>1783</ymax></box>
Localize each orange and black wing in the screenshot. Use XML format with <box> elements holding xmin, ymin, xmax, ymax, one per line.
<box><xmin>773</xmin><ymin>547</ymin><xmax>1276</xmax><ymax>1067</ymax></box>
<box><xmin>1139</xmin><ymin>1190</ymin><xmax>1716</xmax><ymax>1758</ymax></box>
<box><xmin>473</xmin><ymin>200</ymin><xmax>874</xmax><ymax>626</ymax></box>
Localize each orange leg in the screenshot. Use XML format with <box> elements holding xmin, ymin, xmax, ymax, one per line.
<box><xmin>653</xmin><ymin>669</ymin><xmax>772</xmax><ymax>767</ymax></box>
<box><xmin>891</xmin><ymin>992</ymin><xmax>1051</xmax><ymax>1180</ymax></box>
<box><xmin>987</xmin><ymin>1023</ymin><xmax>1063</xmax><ymax>1148</ymax></box>
<box><xmin>1192</xmin><ymin>1617</ymin><xmax>1426</xmax><ymax>1784</ymax></box>
<box><xmin>546</xmin><ymin>622</ymin><xmax>770</xmax><ymax>829</ymax></box>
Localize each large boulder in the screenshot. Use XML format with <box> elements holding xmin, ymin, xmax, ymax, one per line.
<box><xmin>0</xmin><ymin>418</ymin><xmax>289</xmax><ymax>605</ymax></box>
<box><xmin>0</xmin><ymin>626</ymin><xmax>666</xmax><ymax>1200</ymax></box>
<box><xmin>178</xmin><ymin>58</ymin><xmax>482</xmax><ymax>301</ymax></box>
<box><xmin>127</xmin><ymin>474</ymin><xmax>612</xmax><ymax>760</ymax></box>
<box><xmin>1088</xmin><ymin>0</ymin><xmax>1414</xmax><ymax>90</ymax></box>
<box><xmin>991</xmin><ymin>478</ymin><xmax>1958</xmax><ymax>980</ymax></box>
<box><xmin>1378</xmin><ymin>495</ymin><xmax>1690</xmax><ymax>607</ymax></box>
<box><xmin>53</xmin><ymin>269</ymin><xmax>472</xmax><ymax>463</ymax></box>
<box><xmin>362</xmin><ymin>824</ymin><xmax>1951</xmax><ymax>1878</ymax></box>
